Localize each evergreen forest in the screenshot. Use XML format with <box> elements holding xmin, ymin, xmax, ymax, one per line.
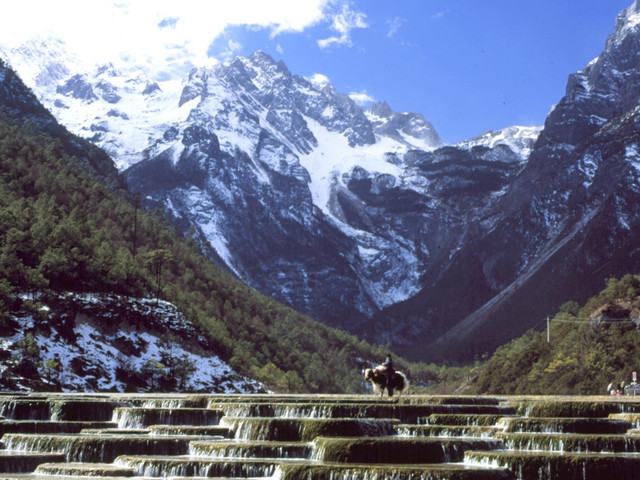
<box><xmin>471</xmin><ymin>274</ymin><xmax>640</xmax><ymax>395</ymax></box>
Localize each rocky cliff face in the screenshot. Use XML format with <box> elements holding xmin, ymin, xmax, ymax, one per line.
<box><xmin>375</xmin><ymin>0</ymin><xmax>640</xmax><ymax>361</ymax></box>
<box><xmin>122</xmin><ymin>52</ymin><xmax>533</xmax><ymax>331</ymax></box>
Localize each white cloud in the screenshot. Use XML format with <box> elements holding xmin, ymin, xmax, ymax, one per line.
<box><xmin>349</xmin><ymin>91</ymin><xmax>376</xmax><ymax>106</ymax></box>
<box><xmin>0</xmin><ymin>0</ymin><xmax>332</xmax><ymax>79</ymax></box>
<box><xmin>307</xmin><ymin>73</ymin><xmax>331</xmax><ymax>86</ymax></box>
<box><xmin>317</xmin><ymin>2</ymin><xmax>368</xmax><ymax>49</ymax></box>
<box><xmin>214</xmin><ymin>38</ymin><xmax>243</xmax><ymax>62</ymax></box>
<box><xmin>386</xmin><ymin>17</ymin><xmax>405</xmax><ymax>39</ymax></box>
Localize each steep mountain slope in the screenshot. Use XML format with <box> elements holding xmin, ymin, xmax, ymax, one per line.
<box><xmin>377</xmin><ymin>0</ymin><xmax>640</xmax><ymax>362</ymax></box>
<box><xmin>123</xmin><ymin>57</ymin><xmax>537</xmax><ymax>330</ymax></box>
<box><xmin>471</xmin><ymin>274</ymin><xmax>640</xmax><ymax>395</ymax></box>
<box><xmin>0</xmin><ymin>53</ymin><xmax>120</xmax><ymax>185</ymax></box>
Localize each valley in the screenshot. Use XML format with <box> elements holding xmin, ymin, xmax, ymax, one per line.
<box><xmin>2</xmin><ymin>1</ymin><xmax>640</xmax><ymax>384</ymax></box>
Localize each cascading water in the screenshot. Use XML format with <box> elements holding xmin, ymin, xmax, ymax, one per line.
<box><xmin>148</xmin><ymin>424</ymin><xmax>231</xmax><ymax>437</ymax></box>
<box><xmin>115</xmin><ymin>455</ymin><xmax>280</xmax><ymax>478</ymax></box>
<box><xmin>189</xmin><ymin>440</ymin><xmax>313</xmax><ymax>459</ymax></box>
<box><xmin>3</xmin><ymin>393</ymin><xmax>640</xmax><ymax>479</ymax></box>
<box><xmin>274</xmin><ymin>404</ymin><xmax>333</xmax><ymax>419</ymax></box>
<box><xmin>0</xmin><ymin>399</ymin><xmax>50</xmax><ymax>420</ymax></box>
<box><xmin>220</xmin><ymin>417</ymin><xmax>306</xmax><ymax>442</ymax></box>
<box><xmin>139</xmin><ymin>396</ymin><xmax>208</xmax><ymax>409</ymax></box>
<box><xmin>112</xmin><ymin>407</ymin><xmax>223</xmax><ymax>429</ymax></box>
<box><xmin>396</xmin><ymin>424</ymin><xmax>502</xmax><ymax>438</ymax></box>
<box><xmin>2</xmin><ymin>433</ymin><xmax>192</xmax><ymax>462</ymax></box>
<box><xmin>49</xmin><ymin>399</ymin><xmax>126</xmax><ymax>421</ymax></box>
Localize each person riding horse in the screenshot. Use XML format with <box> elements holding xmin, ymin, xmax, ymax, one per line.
<box><xmin>383</xmin><ymin>354</ymin><xmax>394</xmax><ymax>396</ymax></box>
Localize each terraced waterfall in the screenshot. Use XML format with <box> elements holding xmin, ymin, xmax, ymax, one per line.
<box><xmin>1</xmin><ymin>393</ymin><xmax>640</xmax><ymax>479</ymax></box>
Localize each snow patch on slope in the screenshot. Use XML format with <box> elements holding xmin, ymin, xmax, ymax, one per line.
<box><xmin>54</xmin><ymin>76</ymin><xmax>189</xmax><ymax>170</ymax></box>
<box><xmin>181</xmin><ymin>186</ymin><xmax>243</xmax><ymax>278</ymax></box>
<box><xmin>299</xmin><ymin>115</ymin><xmax>406</xmax><ymax>218</ymax></box>
<box><xmin>454</xmin><ymin>125</ymin><xmax>542</xmax><ymax>160</ymax></box>
<box><xmin>296</xmin><ymin>117</ymin><xmax>425</xmax><ymax>307</ymax></box>
<box><xmin>0</xmin><ymin>294</ymin><xmax>262</xmax><ymax>393</ymax></box>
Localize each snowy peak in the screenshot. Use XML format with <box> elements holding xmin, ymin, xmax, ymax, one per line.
<box><xmin>454</xmin><ymin>125</ymin><xmax>542</xmax><ymax>161</ymax></box>
<box><xmin>229</xmin><ymin>50</ymin><xmax>293</xmax><ymax>91</ymax></box>
<box><xmin>2</xmin><ymin>36</ymin><xmax>75</xmax><ymax>88</ymax></box>
<box><xmin>533</xmin><ymin>1</ymin><xmax>640</xmax><ymax>152</ymax></box>
<box><xmin>366</xmin><ymin>101</ymin><xmax>443</xmax><ymax>150</ymax></box>
<box><xmin>216</xmin><ymin>50</ymin><xmax>288</xmax><ymax>97</ymax></box>
<box><xmin>607</xmin><ymin>0</ymin><xmax>640</xmax><ymax>48</ymax></box>
<box><xmin>7</xmin><ymin>38</ymin><xmax>506</xmax><ymax>347</ymax></box>
<box><xmin>179</xmin><ymin>67</ymin><xmax>206</xmax><ymax>106</ymax></box>
<box><xmin>213</xmin><ymin>50</ymin><xmax>378</xmax><ymax>150</ymax></box>
<box><xmin>2</xmin><ymin>40</ymin><xmax>443</xmax><ymax>170</ymax></box>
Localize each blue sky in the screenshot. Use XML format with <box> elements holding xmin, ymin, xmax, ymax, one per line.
<box><xmin>1</xmin><ymin>0</ymin><xmax>634</xmax><ymax>144</ymax></box>
<box><xmin>213</xmin><ymin>1</ymin><xmax>633</xmax><ymax>143</ymax></box>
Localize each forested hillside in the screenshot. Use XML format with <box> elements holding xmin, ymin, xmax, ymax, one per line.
<box><xmin>470</xmin><ymin>274</ymin><xmax>640</xmax><ymax>395</ymax></box>
<box><xmin>0</xmin><ymin>113</ymin><xmax>344</xmax><ymax>391</ymax></box>
<box><xmin>0</xmin><ymin>60</ymin><xmax>458</xmax><ymax>392</ymax></box>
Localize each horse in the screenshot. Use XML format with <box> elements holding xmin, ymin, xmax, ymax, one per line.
<box><xmin>362</xmin><ymin>365</ymin><xmax>409</xmax><ymax>396</ymax></box>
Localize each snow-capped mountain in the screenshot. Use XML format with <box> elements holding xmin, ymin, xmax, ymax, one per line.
<box><xmin>1</xmin><ymin>38</ymin><xmax>188</xmax><ymax>171</ymax></box>
<box><xmin>374</xmin><ymin>0</ymin><xmax>640</xmax><ymax>361</ymax></box>
<box><xmin>0</xmin><ymin>57</ymin><xmax>261</xmax><ymax>392</ymax></box>
<box><xmin>4</xmin><ymin>42</ymin><xmax>520</xmax><ymax>334</ymax></box>
<box><xmin>5</xmin><ymin>0</ymin><xmax>640</xmax><ymax>365</ymax></box>
<box><xmin>365</xmin><ymin>100</ymin><xmax>443</xmax><ymax>150</ymax></box>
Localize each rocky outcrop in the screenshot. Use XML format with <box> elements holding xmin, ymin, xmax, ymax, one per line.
<box><xmin>366</xmin><ymin>100</ymin><xmax>443</xmax><ymax>149</ymax></box>
<box><xmin>0</xmin><ymin>294</ymin><xmax>263</xmax><ymax>393</ymax></box>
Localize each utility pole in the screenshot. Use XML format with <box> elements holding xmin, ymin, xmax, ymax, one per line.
<box><xmin>547</xmin><ymin>316</ymin><xmax>550</xmax><ymax>343</ymax></box>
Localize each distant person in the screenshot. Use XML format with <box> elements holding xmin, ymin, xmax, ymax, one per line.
<box><xmin>607</xmin><ymin>380</ymin><xmax>617</xmax><ymax>395</ymax></box>
<box><xmin>53</xmin><ymin>353</ymin><xmax>62</xmax><ymax>371</ymax></box>
<box><xmin>383</xmin><ymin>354</ymin><xmax>394</xmax><ymax>396</ymax></box>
